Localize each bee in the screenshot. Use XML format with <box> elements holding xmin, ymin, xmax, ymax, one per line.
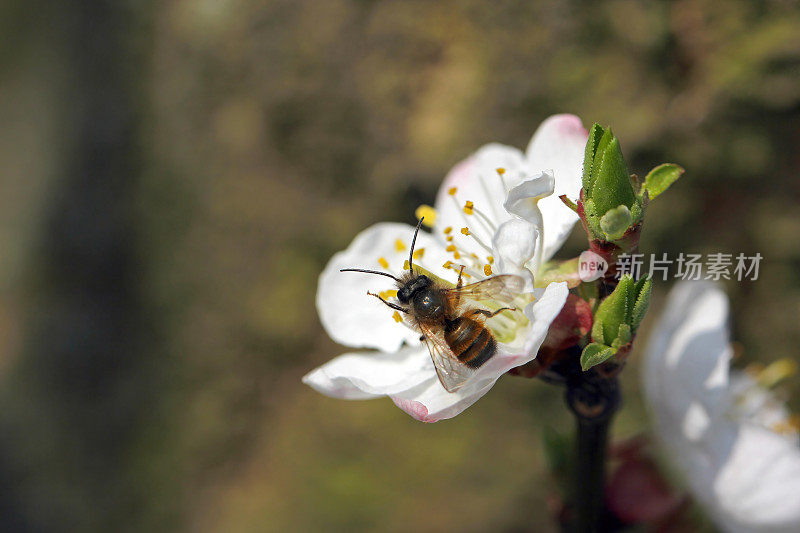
<box><xmin>341</xmin><ymin>219</ymin><xmax>524</xmax><ymax>393</ymax></box>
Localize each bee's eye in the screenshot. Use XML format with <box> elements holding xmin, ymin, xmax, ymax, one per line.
<box><xmin>397</xmin><ymin>287</ymin><xmax>411</xmax><ymax>303</ymax></box>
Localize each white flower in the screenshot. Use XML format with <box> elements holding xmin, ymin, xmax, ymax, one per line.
<box><xmin>643</xmin><ymin>281</ymin><xmax>800</xmax><ymax>532</ymax></box>
<box><xmin>304</xmin><ymin>115</ymin><xmax>589</xmax><ymax>422</ymax></box>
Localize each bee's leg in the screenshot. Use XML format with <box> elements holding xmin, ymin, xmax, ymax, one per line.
<box><xmin>367</xmin><ymin>292</ymin><xmax>409</xmax><ymax>314</ymax></box>
<box><xmin>455</xmin><ymin>265</ymin><xmax>465</xmax><ymax>307</ymax></box>
<box><xmin>469</xmin><ymin>307</ymin><xmax>515</xmax><ymax>319</ymax></box>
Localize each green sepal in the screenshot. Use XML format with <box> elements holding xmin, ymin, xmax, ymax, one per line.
<box><xmin>599</xmin><ymin>205</ymin><xmax>632</xmax><ymax>241</ymax></box>
<box><xmin>578</xmin><ymin>281</ymin><xmax>599</xmax><ymax>305</ymax></box>
<box><xmin>581</xmin><ymin>342</ymin><xmax>617</xmax><ymax>371</ymax></box>
<box><xmin>535</xmin><ymin>257</ymin><xmax>582</xmax><ymax>288</ymax></box>
<box><xmin>642</xmin><ymin>163</ymin><xmax>684</xmax><ymax>200</ymax></box>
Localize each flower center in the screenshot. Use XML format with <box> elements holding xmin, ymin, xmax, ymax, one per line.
<box><xmin>734</xmin><ymin>359</ymin><xmax>800</xmax><ymax>436</ymax></box>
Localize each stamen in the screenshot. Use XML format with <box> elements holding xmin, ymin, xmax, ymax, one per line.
<box><xmin>460</xmin><ymin>227</ymin><xmax>470</xmax><ymax>236</ymax></box>
<box><xmin>484</xmin><ymin>264</ymin><xmax>493</xmax><ymax>276</ymax></box>
<box><xmin>487</xmin><ymin>256</ymin><xmax>494</xmax><ymax>264</ymax></box>
<box><xmin>756</xmin><ymin>359</ymin><xmax>798</xmax><ymax>389</ymax></box>
<box><xmin>443</xmin><ymin>226</ymin><xmax>452</xmax><ymax>234</ymax></box>
<box><xmin>378</xmin><ymin>257</ymin><xmax>389</xmax><ymax>269</ymax></box>
<box><xmin>446</xmin><ymin>235</ymin><xmax>454</xmax><ymax>242</ymax></box>
<box><xmin>403</xmin><ymin>259</ymin><xmax>411</xmax><ymax>270</ymax></box>
<box><xmin>448</xmin><ymin>187</ymin><xmax>458</xmax><ymax>196</ymax></box>
<box><xmin>472</xmin><ymin>205</ymin><xmax>498</xmax><ymax>233</ymax></box>
<box><xmin>495</xmin><ymin>167</ymin><xmax>509</xmax><ymax>193</ymax></box>
<box><xmin>446</xmin><ymin>244</ymin><xmax>457</xmax><ymax>253</ymax></box>
<box><xmin>412</xmin><ymin>248</ymin><xmax>425</xmax><ymax>259</ymax></box>
<box><xmin>463</xmin><ymin>201</ymin><xmax>474</xmax><ymax>215</ymax></box>
<box><xmin>414</xmin><ymin>205</ymin><xmax>437</xmax><ymax>227</ymax></box>
<box><xmin>442</xmin><ymin>261</ymin><xmax>453</xmax><ymax>270</ymax></box>
<box><xmin>379</xmin><ymin>289</ymin><xmax>398</xmax><ymax>299</ymax></box>
<box><xmin>771</xmin><ymin>414</ymin><xmax>800</xmax><ymax>435</ymax></box>
<box><xmin>394</xmin><ymin>239</ymin><xmax>406</xmax><ymax>252</ymax></box>
<box><xmin>392</xmin><ymin>311</ymin><xmax>403</xmax><ymax>323</ymax></box>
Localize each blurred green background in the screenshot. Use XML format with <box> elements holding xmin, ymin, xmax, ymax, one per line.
<box><xmin>1</xmin><ymin>0</ymin><xmax>799</xmax><ymax>531</ymax></box>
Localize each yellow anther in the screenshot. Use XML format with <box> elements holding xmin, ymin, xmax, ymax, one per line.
<box><xmin>470</xmin><ymin>252</ymin><xmax>479</xmax><ymax>259</ymax></box>
<box><xmin>403</xmin><ymin>259</ymin><xmax>410</xmax><ymax>270</ymax></box>
<box><xmin>484</xmin><ymin>264</ymin><xmax>493</xmax><ymax>276</ymax></box>
<box><xmin>394</xmin><ymin>239</ymin><xmax>406</xmax><ymax>252</ymax></box>
<box><xmin>487</xmin><ymin>255</ymin><xmax>494</xmax><ymax>264</ymax></box>
<box><xmin>412</xmin><ymin>248</ymin><xmax>425</xmax><ymax>259</ymax></box>
<box><xmin>443</xmin><ymin>226</ymin><xmax>452</xmax><ymax>234</ymax></box>
<box><xmin>463</xmin><ymin>201</ymin><xmax>474</xmax><ymax>215</ymax></box>
<box><xmin>442</xmin><ymin>261</ymin><xmax>453</xmax><ymax>270</ymax></box>
<box><xmin>757</xmin><ymin>358</ymin><xmax>798</xmax><ymax>389</ymax></box>
<box><xmin>446</xmin><ymin>235</ymin><xmax>453</xmax><ymax>242</ymax></box>
<box><xmin>378</xmin><ymin>257</ymin><xmax>389</xmax><ymax>269</ymax></box>
<box><xmin>392</xmin><ymin>311</ymin><xmax>403</xmax><ymax>323</ymax></box>
<box><xmin>772</xmin><ymin>415</ymin><xmax>800</xmax><ymax>435</ymax></box>
<box><xmin>460</xmin><ymin>227</ymin><xmax>470</xmax><ymax>236</ymax></box>
<box><xmin>453</xmin><ymin>251</ymin><xmax>461</xmax><ymax>259</ymax></box>
<box><xmin>446</xmin><ymin>244</ymin><xmax>457</xmax><ymax>252</ymax></box>
<box><xmin>414</xmin><ymin>205</ymin><xmax>437</xmax><ymax>227</ymax></box>
<box><xmin>448</xmin><ymin>187</ymin><xmax>458</xmax><ymax>196</ymax></box>
<box><xmin>379</xmin><ymin>290</ymin><xmax>398</xmax><ymax>299</ymax></box>
<box><xmin>496</xmin><ymin>168</ymin><xmax>506</xmax><ymax>175</ymax></box>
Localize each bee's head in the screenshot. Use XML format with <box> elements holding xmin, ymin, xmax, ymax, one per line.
<box><xmin>397</xmin><ymin>274</ymin><xmax>431</xmax><ymax>304</ymax></box>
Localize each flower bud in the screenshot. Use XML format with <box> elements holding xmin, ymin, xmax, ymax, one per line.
<box><xmin>580</xmin><ymin>124</ymin><xmax>642</xmax><ymax>245</ymax></box>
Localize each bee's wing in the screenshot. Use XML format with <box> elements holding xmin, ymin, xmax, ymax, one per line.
<box><xmin>450</xmin><ymin>274</ymin><xmax>525</xmax><ymax>308</ymax></box>
<box><xmin>417</xmin><ymin>321</ymin><xmax>475</xmax><ymax>393</ymax></box>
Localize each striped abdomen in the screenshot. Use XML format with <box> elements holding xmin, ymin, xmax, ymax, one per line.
<box><xmin>444</xmin><ymin>316</ymin><xmax>497</xmax><ymax>369</ymax></box>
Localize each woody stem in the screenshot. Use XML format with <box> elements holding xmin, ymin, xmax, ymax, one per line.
<box><xmin>547</xmin><ymin>351</ymin><xmax>620</xmax><ymax>532</ymax></box>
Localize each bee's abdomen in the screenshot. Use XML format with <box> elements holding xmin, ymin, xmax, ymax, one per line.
<box><xmin>444</xmin><ymin>317</ymin><xmax>497</xmax><ymax>369</ymax></box>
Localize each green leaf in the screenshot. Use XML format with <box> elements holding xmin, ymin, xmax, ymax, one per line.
<box><xmin>642</xmin><ymin>163</ymin><xmax>684</xmax><ymax>200</ymax></box>
<box><xmin>630</xmin><ymin>277</ymin><xmax>652</xmax><ymax>331</ymax></box>
<box><xmin>612</xmin><ymin>323</ymin><xmax>632</xmax><ymax>349</ymax></box>
<box><xmin>581</xmin><ymin>342</ymin><xmax>617</xmax><ymax>371</ymax></box>
<box><xmin>599</xmin><ymin>204</ymin><xmax>632</xmax><ymax>241</ymax></box>
<box><xmin>591</xmin><ymin>132</ymin><xmax>635</xmax><ymax>215</ymax></box>
<box><xmin>582</xmin><ymin>123</ymin><xmax>605</xmax><ymax>194</ymax></box>
<box><xmin>592</xmin><ymin>275</ymin><xmax>634</xmax><ymax>344</ymax></box>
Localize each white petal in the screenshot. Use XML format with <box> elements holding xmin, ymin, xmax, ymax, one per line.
<box><xmin>433</xmin><ymin>144</ymin><xmax>525</xmax><ymax>258</ymax></box>
<box><xmin>519</xmin><ymin>282</ymin><xmax>570</xmax><ymax>356</ymax></box>
<box><xmin>317</xmin><ymin>222</ymin><xmax>452</xmax><ymax>352</ymax></box>
<box><xmin>710</xmin><ymin>422</ymin><xmax>800</xmax><ymax>532</ymax></box>
<box><xmin>503</xmin><ymin>170</ymin><xmax>555</xmax><ymax>227</ymax></box>
<box><xmin>524</xmin><ymin>114</ymin><xmax>589</xmax><ymax>261</ymax></box>
<box><xmin>643</xmin><ymin>281</ymin><xmax>732</xmax><ymax>433</ymax></box>
<box><xmin>491</xmin><ymin>218</ymin><xmax>538</xmax><ymax>289</ymax></box>
<box><xmin>390</xmin><ymin>281</ymin><xmax>568</xmax><ymax>422</ymax></box>
<box><xmin>302</xmin><ymin>346</ymin><xmax>433</xmax><ymax>399</ymax></box>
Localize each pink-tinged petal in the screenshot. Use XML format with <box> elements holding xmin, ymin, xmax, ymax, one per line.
<box><xmin>317</xmin><ymin>222</ymin><xmax>453</xmax><ymax>352</ymax></box>
<box><xmin>524</xmin><ymin>114</ymin><xmax>589</xmax><ymax>261</ymax></box>
<box><xmin>390</xmin><ymin>282</ymin><xmax>568</xmax><ymax>422</ymax></box>
<box><xmin>302</xmin><ymin>345</ymin><xmax>433</xmax><ymax>399</ymax></box>
<box><xmin>433</xmin><ymin>144</ymin><xmax>526</xmax><ymax>257</ymax></box>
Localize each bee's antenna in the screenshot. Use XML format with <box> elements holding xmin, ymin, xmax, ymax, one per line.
<box><xmin>408</xmin><ymin>217</ymin><xmax>424</xmax><ymax>272</ymax></box>
<box><xmin>340</xmin><ymin>268</ymin><xmax>401</xmax><ymax>282</ymax></box>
